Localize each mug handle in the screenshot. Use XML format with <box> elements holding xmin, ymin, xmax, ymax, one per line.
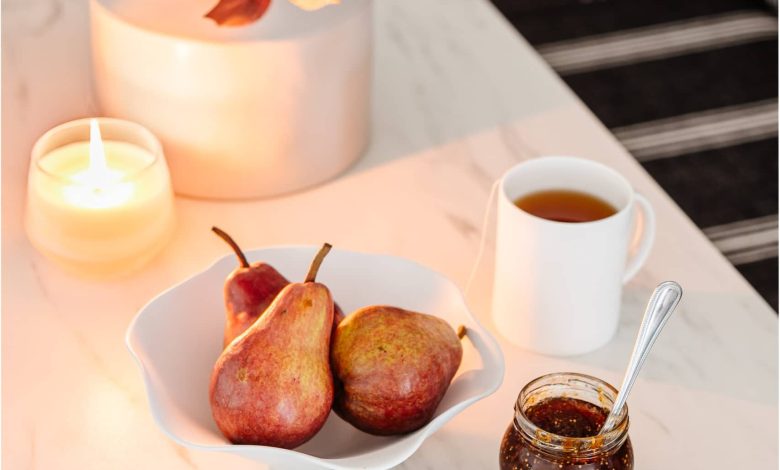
<box><xmin>623</xmin><ymin>193</ymin><xmax>656</xmax><ymax>284</ymax></box>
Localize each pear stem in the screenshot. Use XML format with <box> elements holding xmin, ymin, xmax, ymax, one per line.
<box><xmin>212</xmin><ymin>226</ymin><xmax>249</xmax><ymax>268</ymax></box>
<box><xmin>305</xmin><ymin>243</ymin><xmax>332</xmax><ymax>283</ymax></box>
<box><xmin>457</xmin><ymin>325</ymin><xmax>467</xmax><ymax>339</ymax></box>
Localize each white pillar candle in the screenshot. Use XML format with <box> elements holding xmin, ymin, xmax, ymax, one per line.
<box><xmin>25</xmin><ymin>118</ymin><xmax>175</xmax><ymax>276</ymax></box>
<box><xmin>91</xmin><ymin>0</ymin><xmax>372</xmax><ymax>200</ymax></box>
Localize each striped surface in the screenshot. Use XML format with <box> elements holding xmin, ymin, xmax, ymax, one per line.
<box><xmin>537</xmin><ymin>11</ymin><xmax>778</xmax><ymax>75</ymax></box>
<box><xmin>705</xmin><ymin>215</ymin><xmax>779</xmax><ymax>265</ymax></box>
<box><xmin>612</xmin><ymin>99</ymin><xmax>778</xmax><ymax>161</ymax></box>
<box><xmin>491</xmin><ymin>0</ymin><xmax>778</xmax><ymax>310</ymax></box>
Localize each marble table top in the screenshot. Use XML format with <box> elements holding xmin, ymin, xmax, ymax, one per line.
<box><xmin>3</xmin><ymin>0</ymin><xmax>777</xmax><ymax>468</ymax></box>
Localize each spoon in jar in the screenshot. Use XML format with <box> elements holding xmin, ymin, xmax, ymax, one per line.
<box><xmin>599</xmin><ymin>281</ymin><xmax>683</xmax><ymax>434</ymax></box>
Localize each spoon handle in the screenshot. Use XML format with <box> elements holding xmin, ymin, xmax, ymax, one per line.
<box><xmin>600</xmin><ymin>281</ymin><xmax>683</xmax><ymax>433</ymax></box>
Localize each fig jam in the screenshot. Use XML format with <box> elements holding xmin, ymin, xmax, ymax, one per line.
<box><xmin>527</xmin><ymin>397</ymin><xmax>608</xmax><ymax>438</ymax></box>
<box><xmin>500</xmin><ymin>373</ymin><xmax>633</xmax><ymax>470</ymax></box>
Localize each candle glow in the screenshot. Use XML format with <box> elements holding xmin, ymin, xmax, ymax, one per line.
<box><xmin>63</xmin><ymin>119</ymin><xmax>134</xmax><ymax>209</ymax></box>
<box><xmin>25</xmin><ymin>117</ymin><xmax>175</xmax><ymax>275</ymax></box>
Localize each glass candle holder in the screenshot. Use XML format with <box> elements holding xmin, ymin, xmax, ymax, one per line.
<box><xmin>25</xmin><ymin>117</ymin><xmax>175</xmax><ymax>276</ymax></box>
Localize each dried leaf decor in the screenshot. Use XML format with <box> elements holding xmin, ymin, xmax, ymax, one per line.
<box><xmin>205</xmin><ymin>0</ymin><xmax>272</xmax><ymax>27</ymax></box>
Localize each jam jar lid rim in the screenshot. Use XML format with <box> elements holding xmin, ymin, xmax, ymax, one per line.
<box><xmin>514</xmin><ymin>372</ymin><xmax>630</xmax><ymax>448</ymax></box>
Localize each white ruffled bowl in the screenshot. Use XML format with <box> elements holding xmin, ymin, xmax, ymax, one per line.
<box><xmin>127</xmin><ymin>246</ymin><xmax>505</xmax><ymax>469</ymax></box>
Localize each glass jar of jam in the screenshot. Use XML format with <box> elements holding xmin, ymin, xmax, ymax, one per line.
<box><xmin>500</xmin><ymin>372</ymin><xmax>633</xmax><ymax>470</ymax></box>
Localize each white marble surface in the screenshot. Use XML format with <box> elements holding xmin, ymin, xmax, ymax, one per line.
<box><xmin>2</xmin><ymin>0</ymin><xmax>777</xmax><ymax>469</ymax></box>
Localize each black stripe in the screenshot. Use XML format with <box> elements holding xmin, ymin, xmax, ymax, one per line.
<box><xmin>561</xmin><ymin>40</ymin><xmax>778</xmax><ymax>128</ymax></box>
<box><xmin>492</xmin><ymin>0</ymin><xmax>775</xmax><ymax>45</ymax></box>
<box><xmin>736</xmin><ymin>257</ymin><xmax>779</xmax><ymax>310</ymax></box>
<box><xmin>641</xmin><ymin>138</ymin><xmax>778</xmax><ymax>228</ymax></box>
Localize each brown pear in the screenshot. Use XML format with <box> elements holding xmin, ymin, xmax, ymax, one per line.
<box><xmin>213</xmin><ymin>227</ymin><xmax>344</xmax><ymax>347</ymax></box>
<box><xmin>330</xmin><ymin>306</ymin><xmax>465</xmax><ymax>435</ymax></box>
<box><xmin>210</xmin><ymin>243</ymin><xmax>336</xmax><ymax>448</ymax></box>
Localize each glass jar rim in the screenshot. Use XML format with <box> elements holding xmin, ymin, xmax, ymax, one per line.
<box><xmin>514</xmin><ymin>372</ymin><xmax>630</xmax><ymax>459</ymax></box>
<box><xmin>31</xmin><ymin>117</ymin><xmax>163</xmax><ymax>185</ymax></box>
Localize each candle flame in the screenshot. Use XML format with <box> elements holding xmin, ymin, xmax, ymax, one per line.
<box><xmin>89</xmin><ymin>119</ymin><xmax>108</xmax><ymax>175</ymax></box>
<box><xmin>89</xmin><ymin>118</ymin><xmax>109</xmax><ymax>179</ymax></box>
<box><xmin>64</xmin><ymin>119</ymin><xmax>134</xmax><ymax>208</ymax></box>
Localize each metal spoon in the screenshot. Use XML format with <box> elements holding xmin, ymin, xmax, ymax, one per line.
<box><xmin>599</xmin><ymin>281</ymin><xmax>683</xmax><ymax>434</ymax></box>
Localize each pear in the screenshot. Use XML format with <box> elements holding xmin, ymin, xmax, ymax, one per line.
<box><xmin>212</xmin><ymin>227</ymin><xmax>344</xmax><ymax>347</ymax></box>
<box><xmin>212</xmin><ymin>227</ymin><xmax>289</xmax><ymax>348</ymax></box>
<box><xmin>330</xmin><ymin>306</ymin><xmax>465</xmax><ymax>435</ymax></box>
<box><xmin>209</xmin><ymin>243</ymin><xmax>335</xmax><ymax>448</ymax></box>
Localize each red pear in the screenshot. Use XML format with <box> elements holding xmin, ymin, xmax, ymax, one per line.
<box><xmin>212</xmin><ymin>227</ymin><xmax>289</xmax><ymax>348</ymax></box>
<box><xmin>210</xmin><ymin>243</ymin><xmax>336</xmax><ymax>448</ymax></box>
<box><xmin>331</xmin><ymin>306</ymin><xmax>465</xmax><ymax>435</ymax></box>
<box><xmin>213</xmin><ymin>227</ymin><xmax>344</xmax><ymax>347</ymax></box>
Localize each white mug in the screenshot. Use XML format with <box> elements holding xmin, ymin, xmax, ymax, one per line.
<box><xmin>492</xmin><ymin>156</ymin><xmax>655</xmax><ymax>356</ymax></box>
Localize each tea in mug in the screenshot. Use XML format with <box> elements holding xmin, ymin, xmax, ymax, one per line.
<box><xmin>514</xmin><ymin>190</ymin><xmax>617</xmax><ymax>223</ymax></box>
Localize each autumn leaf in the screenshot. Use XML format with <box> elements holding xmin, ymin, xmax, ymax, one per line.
<box><xmin>205</xmin><ymin>0</ymin><xmax>272</xmax><ymax>27</ymax></box>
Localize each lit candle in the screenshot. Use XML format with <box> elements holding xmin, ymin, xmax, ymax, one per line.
<box><xmin>25</xmin><ymin>118</ymin><xmax>175</xmax><ymax>276</ymax></box>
